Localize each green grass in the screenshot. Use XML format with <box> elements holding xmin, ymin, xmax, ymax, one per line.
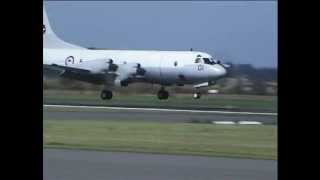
<box><xmin>44</xmin><ymin>120</ymin><xmax>277</xmax><ymax>160</ymax></box>
<box><xmin>44</xmin><ymin>90</ymin><xmax>277</xmax><ymax>112</ymax></box>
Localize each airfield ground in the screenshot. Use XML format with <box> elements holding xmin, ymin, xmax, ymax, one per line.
<box><xmin>44</xmin><ymin>119</ymin><xmax>276</xmax><ymax>160</ymax></box>
<box><xmin>43</xmin><ymin>91</ymin><xmax>277</xmax><ymax>179</ymax></box>
<box><xmin>43</xmin><ymin>90</ymin><xmax>277</xmax><ymax>159</ymax></box>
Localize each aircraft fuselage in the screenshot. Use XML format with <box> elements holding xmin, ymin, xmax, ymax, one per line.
<box><xmin>44</xmin><ymin>49</ymin><xmax>226</xmax><ymax>86</ymax></box>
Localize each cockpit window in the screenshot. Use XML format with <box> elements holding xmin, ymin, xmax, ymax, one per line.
<box><xmin>211</xmin><ymin>58</ymin><xmax>219</xmax><ymax>64</ymax></box>
<box><xmin>203</xmin><ymin>58</ymin><xmax>211</xmax><ymax>64</ymax></box>
<box><xmin>195</xmin><ymin>56</ymin><xmax>220</xmax><ymax>65</ymax></box>
<box><xmin>203</xmin><ymin>58</ymin><xmax>216</xmax><ymax>65</ymax></box>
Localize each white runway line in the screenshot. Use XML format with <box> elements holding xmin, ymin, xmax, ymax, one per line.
<box><xmin>238</xmin><ymin>121</ymin><xmax>263</xmax><ymax>125</ymax></box>
<box><xmin>212</xmin><ymin>121</ymin><xmax>236</xmax><ymax>125</ymax></box>
<box><xmin>212</xmin><ymin>121</ymin><xmax>264</xmax><ymax>125</ymax></box>
<box><xmin>43</xmin><ymin>104</ymin><xmax>277</xmax><ymax>116</ymax></box>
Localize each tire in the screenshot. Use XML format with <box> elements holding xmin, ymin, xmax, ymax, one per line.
<box><xmin>162</xmin><ymin>91</ymin><xmax>169</xmax><ymax>100</ymax></box>
<box><xmin>101</xmin><ymin>90</ymin><xmax>113</xmax><ymax>100</ymax></box>
<box><xmin>193</xmin><ymin>93</ymin><xmax>201</xmax><ymax>99</ymax></box>
<box><xmin>157</xmin><ymin>90</ymin><xmax>169</xmax><ymax>100</ymax></box>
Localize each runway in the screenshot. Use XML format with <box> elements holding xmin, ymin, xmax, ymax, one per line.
<box><xmin>43</xmin><ymin>104</ymin><xmax>277</xmax><ymax>124</ymax></box>
<box><xmin>44</xmin><ymin>149</ymin><xmax>277</xmax><ymax>180</ymax></box>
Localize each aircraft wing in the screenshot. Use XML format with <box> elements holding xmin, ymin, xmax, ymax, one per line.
<box><xmin>44</xmin><ymin>58</ymin><xmax>146</xmax><ymax>85</ymax></box>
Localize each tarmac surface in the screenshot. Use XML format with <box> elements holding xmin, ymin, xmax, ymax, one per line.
<box><xmin>43</xmin><ymin>105</ymin><xmax>277</xmax><ymax>124</ymax></box>
<box><xmin>44</xmin><ymin>149</ymin><xmax>277</xmax><ymax>180</ymax></box>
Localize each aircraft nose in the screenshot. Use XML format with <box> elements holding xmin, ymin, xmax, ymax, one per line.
<box><xmin>210</xmin><ymin>64</ymin><xmax>227</xmax><ymax>79</ymax></box>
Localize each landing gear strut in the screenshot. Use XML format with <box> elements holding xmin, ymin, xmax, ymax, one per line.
<box><xmin>157</xmin><ymin>88</ymin><xmax>169</xmax><ymax>100</ymax></box>
<box><xmin>100</xmin><ymin>89</ymin><xmax>113</xmax><ymax>100</ymax></box>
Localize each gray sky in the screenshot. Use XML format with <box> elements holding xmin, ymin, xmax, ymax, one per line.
<box><xmin>45</xmin><ymin>1</ymin><xmax>277</xmax><ymax>68</ymax></box>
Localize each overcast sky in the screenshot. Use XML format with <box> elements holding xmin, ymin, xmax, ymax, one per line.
<box><xmin>44</xmin><ymin>1</ymin><xmax>277</xmax><ymax>68</ymax></box>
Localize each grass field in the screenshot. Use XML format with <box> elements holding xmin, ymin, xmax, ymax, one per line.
<box><xmin>44</xmin><ymin>90</ymin><xmax>277</xmax><ymax>112</ymax></box>
<box><xmin>44</xmin><ymin>120</ymin><xmax>277</xmax><ymax>160</ymax></box>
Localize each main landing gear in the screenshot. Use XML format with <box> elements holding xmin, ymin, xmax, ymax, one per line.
<box><xmin>100</xmin><ymin>89</ymin><xmax>113</xmax><ymax>100</ymax></box>
<box><xmin>157</xmin><ymin>87</ymin><xmax>169</xmax><ymax>100</ymax></box>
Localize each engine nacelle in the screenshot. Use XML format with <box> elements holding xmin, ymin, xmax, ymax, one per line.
<box><xmin>72</xmin><ymin>58</ymin><xmax>118</xmax><ymax>74</ymax></box>
<box><xmin>110</xmin><ymin>62</ymin><xmax>146</xmax><ymax>87</ymax></box>
<box><xmin>117</xmin><ymin>63</ymin><xmax>146</xmax><ymax>77</ymax></box>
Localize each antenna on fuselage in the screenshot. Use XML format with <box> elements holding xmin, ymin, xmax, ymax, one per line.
<box><xmin>190</xmin><ymin>48</ymin><xmax>193</xmax><ymax>51</ymax></box>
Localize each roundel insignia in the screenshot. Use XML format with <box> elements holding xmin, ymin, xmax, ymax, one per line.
<box><xmin>65</xmin><ymin>56</ymin><xmax>75</xmax><ymax>66</ymax></box>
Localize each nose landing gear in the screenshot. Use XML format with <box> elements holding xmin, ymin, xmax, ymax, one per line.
<box><xmin>193</xmin><ymin>88</ymin><xmax>201</xmax><ymax>99</ymax></box>
<box><xmin>193</xmin><ymin>92</ymin><xmax>201</xmax><ymax>99</ymax></box>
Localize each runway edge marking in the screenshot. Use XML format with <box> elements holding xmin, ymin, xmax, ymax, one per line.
<box><xmin>43</xmin><ymin>104</ymin><xmax>277</xmax><ymax>116</ymax></box>
<box><xmin>212</xmin><ymin>121</ymin><xmax>263</xmax><ymax>125</ymax></box>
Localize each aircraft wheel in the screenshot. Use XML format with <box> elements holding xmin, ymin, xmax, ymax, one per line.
<box><xmin>193</xmin><ymin>92</ymin><xmax>201</xmax><ymax>99</ymax></box>
<box><xmin>157</xmin><ymin>90</ymin><xmax>169</xmax><ymax>100</ymax></box>
<box><xmin>101</xmin><ymin>90</ymin><xmax>113</xmax><ymax>100</ymax></box>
